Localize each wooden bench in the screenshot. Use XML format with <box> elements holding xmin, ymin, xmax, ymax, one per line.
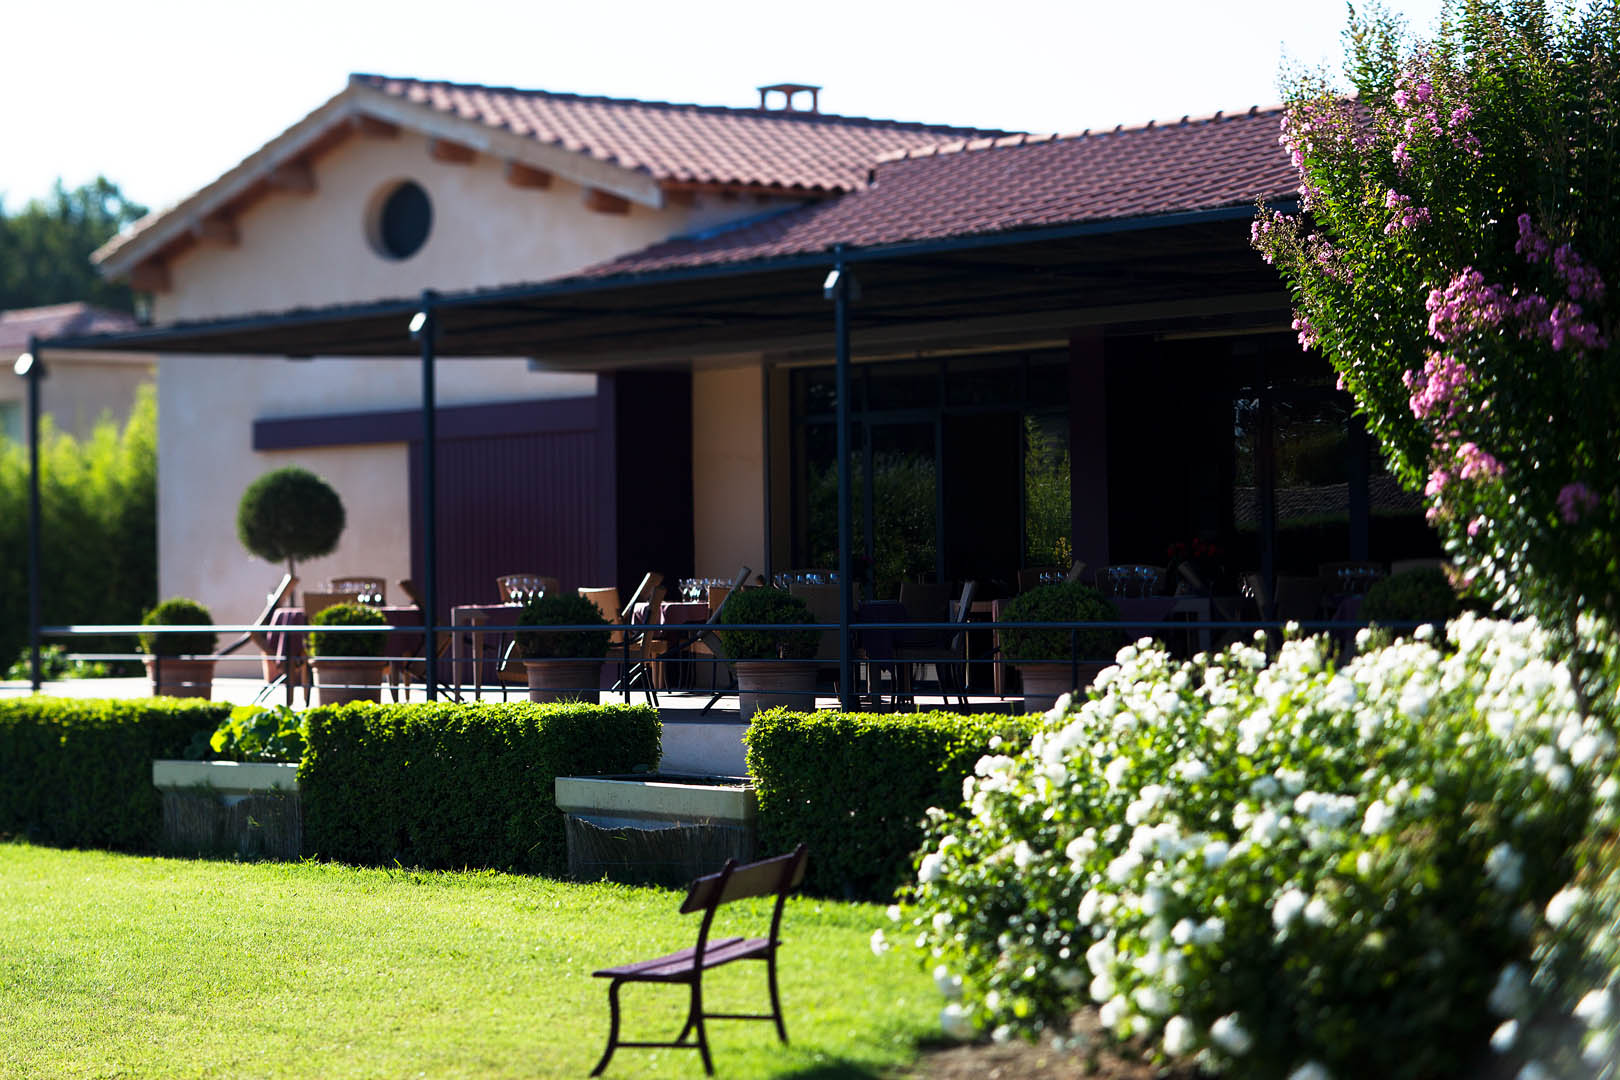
<box><xmin>589</xmin><ymin>843</ymin><xmax>809</xmax><ymax>1076</ymax></box>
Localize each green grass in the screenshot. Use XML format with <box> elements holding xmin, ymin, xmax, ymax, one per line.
<box><xmin>0</xmin><ymin>843</ymin><xmax>937</xmax><ymax>1079</ymax></box>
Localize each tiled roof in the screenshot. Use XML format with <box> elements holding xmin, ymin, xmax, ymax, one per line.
<box><xmin>355</xmin><ymin>74</ymin><xmax>1017</xmax><ymax>194</ymax></box>
<box><xmin>0</xmin><ymin>303</ymin><xmax>138</xmax><ymax>351</ymax></box>
<box><xmin>579</xmin><ymin>107</ymin><xmax>1297</xmax><ymax>277</ymax></box>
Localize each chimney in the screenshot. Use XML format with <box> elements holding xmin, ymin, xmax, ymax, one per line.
<box><xmin>757</xmin><ymin>83</ymin><xmax>821</xmax><ymax>113</ymax></box>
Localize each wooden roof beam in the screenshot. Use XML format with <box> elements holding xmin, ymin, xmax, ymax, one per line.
<box><xmin>191</xmin><ymin>214</ymin><xmax>239</xmax><ymax>247</ymax></box>
<box><xmin>128</xmin><ymin>260</ymin><xmax>171</xmax><ymax>293</ymax></box>
<box><xmin>267</xmin><ymin>161</ymin><xmax>316</xmax><ymax>195</ymax></box>
<box><xmin>428</xmin><ymin>138</ymin><xmax>477</xmax><ymax>164</ymax></box>
<box><xmin>504</xmin><ymin>161</ymin><xmax>553</xmax><ymax>189</ymax></box>
<box><xmin>584</xmin><ymin>188</ymin><xmax>631</xmax><ymax>215</ymax></box>
<box><xmin>351</xmin><ymin>115</ymin><xmax>399</xmax><ymax>138</ymax></box>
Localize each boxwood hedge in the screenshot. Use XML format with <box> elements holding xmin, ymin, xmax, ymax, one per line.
<box><xmin>744</xmin><ymin>708</ymin><xmax>1037</xmax><ymax>901</ymax></box>
<box><xmin>299</xmin><ymin>700</ymin><xmax>660</xmax><ymax>874</ymax></box>
<box><xmin>0</xmin><ymin>696</ymin><xmax>229</xmax><ymax>849</ymax></box>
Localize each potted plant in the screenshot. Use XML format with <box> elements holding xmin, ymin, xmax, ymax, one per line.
<box><xmin>1362</xmin><ymin>567</ymin><xmax>1461</xmax><ymax>636</ymax></box>
<box><xmin>308</xmin><ymin>601</ymin><xmax>388</xmax><ymax>705</ymax></box>
<box><xmin>515</xmin><ymin>593</ymin><xmax>612</xmax><ymax>704</ymax></box>
<box><xmin>716</xmin><ymin>588</ymin><xmax>820</xmax><ymax>721</ymax></box>
<box><xmin>999</xmin><ymin>582</ymin><xmax>1120</xmax><ymax>713</ymax></box>
<box><xmin>236</xmin><ymin>466</ymin><xmax>346</xmax><ymax>604</ymax></box>
<box><xmin>140</xmin><ymin>597</ymin><xmax>219</xmax><ymax>699</ymax></box>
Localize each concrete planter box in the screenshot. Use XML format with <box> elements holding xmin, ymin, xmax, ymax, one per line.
<box><xmin>555</xmin><ymin>774</ymin><xmax>756</xmax><ymax>885</ymax></box>
<box><xmin>151</xmin><ymin>759</ymin><xmax>301</xmax><ymax>859</ymax></box>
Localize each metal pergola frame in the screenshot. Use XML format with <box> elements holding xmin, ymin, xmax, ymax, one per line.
<box><xmin>31</xmin><ymin>203</ymin><xmax>1293</xmax><ymax>706</ymax></box>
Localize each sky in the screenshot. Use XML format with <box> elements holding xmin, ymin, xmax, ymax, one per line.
<box><xmin>2</xmin><ymin>0</ymin><xmax>1447</xmax><ymax>216</ymax></box>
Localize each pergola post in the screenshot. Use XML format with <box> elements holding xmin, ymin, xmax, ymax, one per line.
<box><xmin>413</xmin><ymin>293</ymin><xmax>440</xmax><ymax>699</ymax></box>
<box><xmin>826</xmin><ymin>254</ymin><xmax>856</xmax><ymax>711</ymax></box>
<box><xmin>18</xmin><ymin>337</ymin><xmax>44</xmax><ymax>691</ymax></box>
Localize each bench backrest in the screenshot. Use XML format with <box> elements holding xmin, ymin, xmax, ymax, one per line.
<box><xmin>680</xmin><ymin>844</ymin><xmax>807</xmax><ymax>914</ymax></box>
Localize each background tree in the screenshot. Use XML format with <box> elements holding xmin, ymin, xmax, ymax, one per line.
<box><xmin>1250</xmin><ymin>0</ymin><xmax>1619</xmax><ymax>645</ymax></box>
<box><xmin>0</xmin><ymin>177</ymin><xmax>147</xmax><ymax>312</ymax></box>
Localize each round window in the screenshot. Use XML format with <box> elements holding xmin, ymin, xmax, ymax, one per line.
<box><xmin>368</xmin><ymin>180</ymin><xmax>432</xmax><ymax>260</ymax></box>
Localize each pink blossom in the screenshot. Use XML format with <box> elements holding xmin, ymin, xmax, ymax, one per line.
<box><xmin>1404</xmin><ymin>352</ymin><xmax>1470</xmax><ymax>421</ymax></box>
<box><xmin>1425</xmin><ymin>468</ymin><xmax>1451</xmax><ymax>497</ymax></box>
<box><xmin>1292</xmin><ymin>313</ymin><xmax>1319</xmax><ymax>350</ymax></box>
<box><xmin>1557</xmin><ymin>483</ymin><xmax>1599</xmax><ymax>524</ymax></box>
<box><xmin>1456</xmin><ymin>442</ymin><xmax>1504</xmax><ymax>481</ymax></box>
<box><xmin>1415</xmin><ymin>81</ymin><xmax>1433</xmax><ymax>103</ymax></box>
<box><xmin>1516</xmin><ymin>215</ymin><xmax>1550</xmax><ymax>263</ymax></box>
<box><xmin>1467</xmin><ymin>516</ymin><xmax>1485</xmax><ymax>537</ymax></box>
<box><xmin>1449</xmin><ymin>103</ymin><xmax>1473</xmax><ymax>127</ymax></box>
<box><xmin>1427</xmin><ymin>270</ymin><xmax>1509</xmax><ymax>342</ymax></box>
<box><xmin>1393</xmin><ymin>142</ymin><xmax>1412</xmax><ymax>171</ymax></box>
<box><xmin>1393</xmin><ymin>88</ymin><xmax>1411</xmax><ymax>109</ymax></box>
<box><xmin>1552</xmin><ymin>244</ymin><xmax>1606</xmax><ymax>302</ymax></box>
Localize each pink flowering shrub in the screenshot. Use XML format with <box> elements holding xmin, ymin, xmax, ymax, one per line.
<box><xmin>1249</xmin><ymin>1</ymin><xmax>1620</xmax><ymax>638</ymax></box>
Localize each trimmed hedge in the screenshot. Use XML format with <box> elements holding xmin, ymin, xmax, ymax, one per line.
<box><xmin>299</xmin><ymin>701</ymin><xmax>660</xmax><ymax>874</ymax></box>
<box><xmin>744</xmin><ymin>708</ymin><xmax>1037</xmax><ymax>901</ymax></box>
<box><xmin>0</xmin><ymin>697</ymin><xmax>229</xmax><ymax>849</ymax></box>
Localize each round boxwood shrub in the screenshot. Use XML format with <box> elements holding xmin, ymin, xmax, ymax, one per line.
<box><xmin>999</xmin><ymin>581</ymin><xmax>1119</xmax><ymax>662</ymax></box>
<box><xmin>140</xmin><ymin>597</ymin><xmax>217</xmax><ymax>657</ymax></box>
<box><xmin>308</xmin><ymin>601</ymin><xmax>388</xmax><ymax>658</ymax></box>
<box><xmin>1363</xmin><ymin>566</ymin><xmax>1462</xmax><ymax>628</ymax></box>
<box><xmin>717</xmin><ymin>588</ymin><xmax>819</xmax><ymax>661</ymax></box>
<box><xmin>515</xmin><ymin>593</ymin><xmax>612</xmax><ymax>659</ymax></box>
<box><xmin>236</xmin><ymin>466</ymin><xmax>346</xmax><ymax>576</ymax></box>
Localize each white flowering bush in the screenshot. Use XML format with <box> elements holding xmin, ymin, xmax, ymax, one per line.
<box><xmin>894</xmin><ymin>617</ymin><xmax>1614</xmax><ymax>1079</ymax></box>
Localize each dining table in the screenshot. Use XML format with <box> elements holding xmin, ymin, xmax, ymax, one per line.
<box><xmin>448</xmin><ymin>602</ymin><xmax>525</xmax><ymax>701</ymax></box>
<box><xmin>264</xmin><ymin>605</ymin><xmax>423</xmax><ymax>703</ymax></box>
<box><xmin>631</xmin><ymin>601</ymin><xmax>711</xmax><ymax>689</ymax></box>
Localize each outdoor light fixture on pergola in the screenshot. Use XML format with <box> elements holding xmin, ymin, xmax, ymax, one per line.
<box><xmin>14</xmin><ymin>339</ymin><xmax>45</xmax><ymax>691</ymax></box>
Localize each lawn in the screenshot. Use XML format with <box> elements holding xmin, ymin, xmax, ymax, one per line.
<box><xmin>0</xmin><ymin>843</ymin><xmax>937</xmax><ymax>1079</ymax></box>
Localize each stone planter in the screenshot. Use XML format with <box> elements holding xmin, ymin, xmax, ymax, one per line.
<box><xmin>145</xmin><ymin>657</ymin><xmax>217</xmax><ymax>699</ymax></box>
<box><xmin>1016</xmin><ymin>661</ymin><xmax>1107</xmax><ymax>714</ymax></box>
<box><xmin>733</xmin><ymin>660</ymin><xmax>816</xmax><ymax>721</ymax></box>
<box><xmin>151</xmin><ymin>759</ymin><xmax>301</xmax><ymax>859</ymax></box>
<box><xmin>555</xmin><ymin>774</ymin><xmax>756</xmax><ymax>884</ymax></box>
<box><xmin>311</xmin><ymin>659</ymin><xmax>385</xmax><ymax>705</ymax></box>
<box><xmin>523</xmin><ymin>659</ymin><xmax>602</xmax><ymax>704</ymax></box>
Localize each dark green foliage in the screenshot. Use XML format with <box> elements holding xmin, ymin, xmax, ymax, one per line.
<box><xmin>200</xmin><ymin>704</ymin><xmax>307</xmax><ymax>763</ymax></box>
<box><xmin>235</xmin><ymin>466</ymin><xmax>345</xmax><ymax>570</ymax></box>
<box><xmin>0</xmin><ymin>177</ymin><xmax>147</xmax><ymax>313</ymax></box>
<box><xmin>3</xmin><ymin>644</ymin><xmax>107</xmax><ymax>680</ymax></box>
<box><xmin>999</xmin><ymin>582</ymin><xmax>1120</xmax><ymax>662</ymax></box>
<box><xmin>744</xmin><ymin>709</ymin><xmax>1036</xmax><ymax>901</ymax></box>
<box><xmin>308</xmin><ymin>602</ymin><xmax>387</xmax><ymax>658</ymax></box>
<box><xmin>1364</xmin><ymin>566</ymin><xmax>1463</xmax><ymax>627</ymax></box>
<box><xmin>139</xmin><ymin>597</ymin><xmax>216</xmax><ymax>657</ymax></box>
<box><xmin>717</xmin><ymin>588</ymin><xmax>819</xmax><ymax>660</ymax></box>
<box><xmin>515</xmin><ymin>593</ymin><xmax>611</xmax><ymax>659</ymax></box>
<box><xmin>0</xmin><ymin>387</ymin><xmax>156</xmax><ymax>672</ymax></box>
<box><xmin>0</xmin><ymin>697</ymin><xmax>228</xmax><ymax>848</ymax></box>
<box><xmin>299</xmin><ymin>701</ymin><xmax>660</xmax><ymax>874</ymax></box>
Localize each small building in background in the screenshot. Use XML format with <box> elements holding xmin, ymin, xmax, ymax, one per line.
<box><xmin>0</xmin><ymin>303</ymin><xmax>151</xmax><ymax>442</ymax></box>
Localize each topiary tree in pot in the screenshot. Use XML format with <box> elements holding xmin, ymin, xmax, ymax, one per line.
<box><xmin>515</xmin><ymin>592</ymin><xmax>612</xmax><ymax>704</ymax></box>
<box><xmin>717</xmin><ymin>588</ymin><xmax>821</xmax><ymax>721</ymax></box>
<box><xmin>236</xmin><ymin>466</ymin><xmax>346</xmax><ymax>593</ymax></box>
<box><xmin>999</xmin><ymin>582</ymin><xmax>1120</xmax><ymax>713</ymax></box>
<box><xmin>308</xmin><ymin>601</ymin><xmax>387</xmax><ymax>705</ymax></box>
<box><xmin>140</xmin><ymin>597</ymin><xmax>219</xmax><ymax>699</ymax></box>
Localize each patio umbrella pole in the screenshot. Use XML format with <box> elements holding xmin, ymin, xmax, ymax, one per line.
<box><xmin>828</xmin><ymin>254</ymin><xmax>855</xmax><ymax>711</ymax></box>
<box><xmin>414</xmin><ymin>294</ymin><xmax>440</xmax><ymax>700</ymax></box>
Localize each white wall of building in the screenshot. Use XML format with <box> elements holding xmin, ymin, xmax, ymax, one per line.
<box><xmin>149</xmin><ymin>124</ymin><xmax>786</xmax><ymax>639</ymax></box>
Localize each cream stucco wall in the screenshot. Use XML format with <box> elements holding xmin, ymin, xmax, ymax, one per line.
<box><xmin>692</xmin><ymin>363</ymin><xmax>767</xmax><ymax>579</ymax></box>
<box><xmin>0</xmin><ymin>350</ymin><xmax>153</xmax><ymax>442</ymax></box>
<box><xmin>150</xmin><ymin>125</ymin><xmax>791</xmax><ymax>644</ymax></box>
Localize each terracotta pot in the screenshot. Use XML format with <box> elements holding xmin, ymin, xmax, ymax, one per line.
<box><xmin>734</xmin><ymin>660</ymin><xmax>816</xmax><ymax>721</ymax></box>
<box><xmin>1016</xmin><ymin>661</ymin><xmax>1108</xmax><ymax>715</ymax></box>
<box><xmin>145</xmin><ymin>657</ymin><xmax>217</xmax><ymax>700</ymax></box>
<box><xmin>311</xmin><ymin>659</ymin><xmax>385</xmax><ymax>705</ymax></box>
<box><xmin>523</xmin><ymin>659</ymin><xmax>602</xmax><ymax>704</ymax></box>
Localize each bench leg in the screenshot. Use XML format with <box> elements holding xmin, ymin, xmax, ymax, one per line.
<box><xmin>590</xmin><ymin>979</ymin><xmax>625</xmax><ymax>1077</ymax></box>
<box><xmin>767</xmin><ymin>951</ymin><xmax>789</xmax><ymax>1043</ymax></box>
<box><xmin>689</xmin><ymin>979</ymin><xmax>714</xmax><ymax>1076</ymax></box>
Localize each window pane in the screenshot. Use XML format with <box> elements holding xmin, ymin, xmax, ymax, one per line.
<box><xmin>1024</xmin><ymin>415</ymin><xmax>1070</xmax><ymax>566</ymax></box>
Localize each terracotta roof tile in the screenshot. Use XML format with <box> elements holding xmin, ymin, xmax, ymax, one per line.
<box><xmin>577</xmin><ymin>106</ymin><xmax>1297</xmax><ymax>277</ymax></box>
<box><xmin>0</xmin><ymin>303</ymin><xmax>138</xmax><ymax>351</ymax></box>
<box><xmin>355</xmin><ymin>74</ymin><xmax>1018</xmax><ymax>194</ymax></box>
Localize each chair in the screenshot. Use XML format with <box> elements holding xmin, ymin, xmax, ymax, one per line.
<box><xmin>497</xmin><ymin>573</ymin><xmax>559</xmax><ymax>603</ymax></box>
<box><xmin>578</xmin><ymin>587</ymin><xmax>625</xmax><ymax>645</ymax></box>
<box><xmin>289</xmin><ymin>590</ymin><xmax>353</xmax><ymax>701</ymax></box>
<box><xmin>619</xmin><ymin>582</ymin><xmax>668</xmax><ymax>704</ymax></box>
<box><xmin>685</xmin><ymin>567</ymin><xmax>752</xmax><ymax>711</ymax></box>
<box><xmin>216</xmin><ymin>573</ymin><xmax>298</xmax><ymax>705</ymax></box>
<box><xmin>893</xmin><ymin>581</ymin><xmax>976</xmax><ymax>708</ymax></box>
<box><xmin>328</xmin><ymin>576</ymin><xmax>386</xmax><ymax>604</ymax></box>
<box><xmin>1064</xmin><ymin>560</ymin><xmax>1090</xmax><ymax>583</ymax></box>
<box><xmin>787</xmin><ymin>581</ymin><xmax>843</xmax><ymax>690</ymax></box>
<box><xmin>854</xmin><ymin>600</ymin><xmax>907</xmax><ymax>707</ymax></box>
<box><xmin>388</xmin><ymin>580</ymin><xmax>452</xmax><ymax>702</ymax></box>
